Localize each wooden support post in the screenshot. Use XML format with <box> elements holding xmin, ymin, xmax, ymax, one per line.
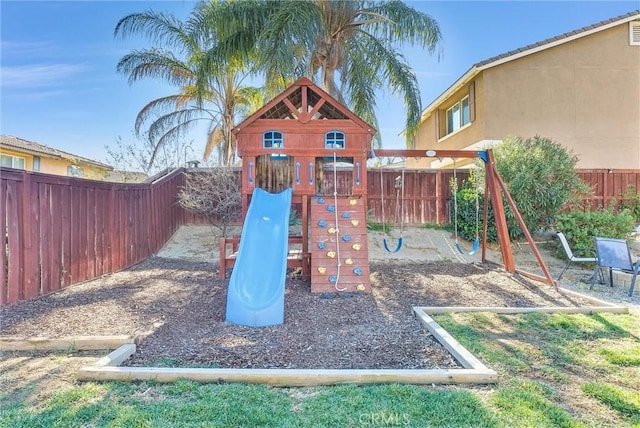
<box><xmin>301</xmin><ymin>194</ymin><xmax>310</xmax><ymax>280</ymax></box>
<box><xmin>485</xmin><ymin>151</ymin><xmax>515</xmax><ymax>272</ymax></box>
<box><xmin>491</xmin><ymin>165</ymin><xmax>555</xmax><ymax>285</ymax></box>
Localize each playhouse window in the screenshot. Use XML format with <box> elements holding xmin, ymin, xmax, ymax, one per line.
<box><xmin>325</xmin><ymin>131</ymin><xmax>345</xmax><ymax>149</ymax></box>
<box><xmin>263</xmin><ymin>130</ymin><xmax>283</xmax><ymax>148</ymax></box>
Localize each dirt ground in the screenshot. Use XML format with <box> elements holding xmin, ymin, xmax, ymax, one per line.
<box><xmin>1</xmin><ymin>226</ymin><xmax>638</xmax><ymax>406</ymax></box>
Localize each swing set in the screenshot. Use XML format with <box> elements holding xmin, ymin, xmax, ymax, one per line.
<box><xmin>373</xmin><ymin>148</ymin><xmax>555</xmax><ymax>286</ymax></box>
<box><xmin>379</xmin><ymin>166</ymin><xmax>405</xmax><ymax>253</ymax></box>
<box><xmin>451</xmin><ymin>159</ymin><xmax>480</xmax><ymax>256</ymax></box>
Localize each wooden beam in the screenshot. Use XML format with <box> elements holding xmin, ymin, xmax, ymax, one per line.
<box><xmin>485</xmin><ymin>154</ymin><xmax>515</xmax><ymax>272</ymax></box>
<box><xmin>412</xmin><ymin>307</ymin><xmax>489</xmax><ymax>370</ymax></box>
<box><xmin>94</xmin><ymin>344</ymin><xmax>137</xmax><ymax>367</ymax></box>
<box><xmin>372</xmin><ymin>149</ymin><xmax>486</xmax><ymax>159</ymax></box>
<box><xmin>415</xmin><ymin>306</ymin><xmax>629</xmax><ymax>315</ymax></box>
<box><xmin>77</xmin><ymin>366</ymin><xmax>497</xmax><ymax>386</ymax></box>
<box><xmin>0</xmin><ymin>335</ymin><xmax>135</xmax><ymax>351</ymax></box>
<box><xmin>514</xmin><ymin>269</ymin><xmax>554</xmax><ymax>285</ymax></box>
<box><xmin>556</xmin><ymin>287</ymin><xmax>626</xmax><ymax>308</ymax></box>
<box><xmin>493</xmin><ymin>165</ymin><xmax>555</xmax><ymax>285</ymax></box>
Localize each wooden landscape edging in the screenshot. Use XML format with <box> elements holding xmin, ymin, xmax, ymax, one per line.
<box><xmin>414</xmin><ymin>287</ymin><xmax>630</xmax><ymax>317</ymax></box>
<box><xmin>11</xmin><ymin>288</ymin><xmax>628</xmax><ymax>387</ymax></box>
<box><xmin>75</xmin><ymin>312</ymin><xmax>499</xmax><ymax>386</ymax></box>
<box><xmin>76</xmin><ymin>364</ymin><xmax>497</xmax><ymax>386</ymax></box>
<box><xmin>0</xmin><ymin>335</ymin><xmax>136</xmax><ymax>352</ymax></box>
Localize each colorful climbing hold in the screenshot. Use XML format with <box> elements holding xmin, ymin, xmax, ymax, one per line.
<box><xmin>329</xmin><ymin>275</ymin><xmax>337</xmax><ymax>283</ymax></box>
<box><xmin>318</xmin><ymin>242</ymin><xmax>326</xmax><ymax>249</ymax></box>
<box><xmin>349</xmin><ymin>199</ymin><xmax>358</xmax><ymax>206</ymax></box>
<box><xmin>317</xmin><ymin>197</ymin><xmax>325</xmax><ymax>204</ymax></box>
<box><xmin>352</xmin><ymin>243</ymin><xmax>361</xmax><ymax>251</ymax></box>
<box><xmin>342</xmin><ymin>235</ymin><xmax>351</xmax><ymax>242</ymax></box>
<box><xmin>328</xmin><ymin>227</ymin><xmax>337</xmax><ymax>234</ymax></box>
<box><xmin>317</xmin><ymin>267</ymin><xmax>326</xmax><ymax>274</ymax></box>
<box><xmin>318</xmin><ymin>220</ymin><xmax>326</xmax><ymax>227</ymax></box>
<box><xmin>356</xmin><ymin>284</ymin><xmax>366</xmax><ymax>291</ymax></box>
<box><xmin>344</xmin><ymin>258</ymin><xmax>353</xmax><ymax>265</ymax></box>
<box><xmin>353</xmin><ymin>267</ymin><xmax>363</xmax><ymax>275</ymax></box>
<box><xmin>327</xmin><ymin>251</ymin><xmax>336</xmax><ymax>258</ymax></box>
<box><xmin>351</xmin><ymin>220</ymin><xmax>359</xmax><ymax>226</ymax></box>
<box><xmin>341</xmin><ymin>212</ymin><xmax>350</xmax><ymax>218</ymax></box>
<box><xmin>327</xmin><ymin>205</ymin><xmax>335</xmax><ymax>212</ymax></box>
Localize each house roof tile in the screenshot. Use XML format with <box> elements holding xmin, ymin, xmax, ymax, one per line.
<box><xmin>473</xmin><ymin>10</ymin><xmax>639</xmax><ymax>68</ymax></box>
<box><xmin>0</xmin><ymin>135</ymin><xmax>113</xmax><ymax>170</ymax></box>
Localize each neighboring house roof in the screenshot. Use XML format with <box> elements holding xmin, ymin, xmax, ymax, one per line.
<box><xmin>0</xmin><ymin>135</ymin><xmax>113</xmax><ymax>170</ymax></box>
<box><xmin>418</xmin><ymin>9</ymin><xmax>640</xmax><ymax>122</ymax></box>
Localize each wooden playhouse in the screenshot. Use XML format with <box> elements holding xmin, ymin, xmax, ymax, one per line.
<box><xmin>219</xmin><ymin>77</ymin><xmax>376</xmax><ymax>293</ymax></box>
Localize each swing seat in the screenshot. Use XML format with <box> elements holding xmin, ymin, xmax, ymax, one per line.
<box><xmin>383</xmin><ymin>236</ymin><xmax>403</xmax><ymax>253</ymax></box>
<box><xmin>455</xmin><ymin>237</ymin><xmax>480</xmax><ymax>256</ymax></box>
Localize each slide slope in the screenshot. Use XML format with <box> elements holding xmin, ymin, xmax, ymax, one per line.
<box><xmin>225</xmin><ymin>187</ymin><xmax>292</xmax><ymax>327</ymax></box>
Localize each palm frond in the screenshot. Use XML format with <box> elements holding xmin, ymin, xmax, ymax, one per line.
<box><xmin>203</xmin><ymin>126</ymin><xmax>223</xmax><ymax>162</ymax></box>
<box><xmin>116</xmin><ymin>48</ymin><xmax>194</xmax><ymax>86</ymax></box>
<box><xmin>363</xmin><ymin>0</ymin><xmax>442</xmax><ymax>52</ymax></box>
<box><xmin>134</xmin><ymin>95</ymin><xmax>199</xmax><ymax>135</ymax></box>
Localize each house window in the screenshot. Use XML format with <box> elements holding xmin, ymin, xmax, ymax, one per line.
<box><xmin>263</xmin><ymin>130</ymin><xmax>283</xmax><ymax>148</ymax></box>
<box><xmin>325</xmin><ymin>131</ymin><xmax>345</xmax><ymax>149</ymax></box>
<box><xmin>445</xmin><ymin>96</ymin><xmax>470</xmax><ymax>135</ymax></box>
<box><xmin>0</xmin><ymin>154</ymin><xmax>26</xmax><ymax>169</ymax></box>
<box><xmin>67</xmin><ymin>165</ymin><xmax>84</xmax><ymax>177</ymax></box>
<box><xmin>630</xmin><ymin>22</ymin><xmax>640</xmax><ymax>46</ymax></box>
<box><xmin>33</xmin><ymin>156</ymin><xmax>41</xmax><ymax>172</ymax></box>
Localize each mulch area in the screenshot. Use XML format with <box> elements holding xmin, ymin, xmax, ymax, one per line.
<box><xmin>0</xmin><ymin>257</ymin><xmax>596</xmax><ymax>370</ymax></box>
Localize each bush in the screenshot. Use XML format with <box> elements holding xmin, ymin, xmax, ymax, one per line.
<box><xmin>177</xmin><ymin>168</ymin><xmax>242</xmax><ymax>237</ymax></box>
<box><xmin>492</xmin><ymin>136</ymin><xmax>591</xmax><ymax>238</ymax></box>
<box><xmin>451</xmin><ymin>172</ymin><xmax>497</xmax><ymax>242</ymax></box>
<box><xmin>454</xmin><ymin>136</ymin><xmax>591</xmax><ymax>243</ymax></box>
<box><xmin>620</xmin><ymin>185</ymin><xmax>640</xmax><ymax>222</ymax></box>
<box><xmin>554</xmin><ymin>206</ymin><xmax>635</xmax><ymax>252</ymax></box>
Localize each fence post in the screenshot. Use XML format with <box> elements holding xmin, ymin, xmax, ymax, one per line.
<box><xmin>435</xmin><ymin>170</ymin><xmax>442</xmax><ymax>224</ymax></box>
<box><xmin>21</xmin><ymin>172</ymin><xmax>40</xmax><ymax>299</ymax></box>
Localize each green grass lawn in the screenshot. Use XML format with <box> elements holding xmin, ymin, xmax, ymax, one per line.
<box><xmin>2</xmin><ymin>310</ymin><xmax>638</xmax><ymax>427</ymax></box>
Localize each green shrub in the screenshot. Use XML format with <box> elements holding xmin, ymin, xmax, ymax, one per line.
<box><xmin>554</xmin><ymin>206</ymin><xmax>635</xmax><ymax>252</ymax></box>
<box><xmin>451</xmin><ymin>173</ymin><xmax>497</xmax><ymax>242</ymax></box>
<box><xmin>620</xmin><ymin>185</ymin><xmax>640</xmax><ymax>222</ymax></box>
<box><xmin>491</xmin><ymin>135</ymin><xmax>590</xmax><ymax>238</ymax></box>
<box><xmin>454</xmin><ymin>136</ymin><xmax>590</xmax><ymax>243</ymax></box>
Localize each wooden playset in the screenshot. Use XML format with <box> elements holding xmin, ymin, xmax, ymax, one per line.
<box><xmin>219</xmin><ymin>77</ymin><xmax>555</xmax><ymax>292</ymax></box>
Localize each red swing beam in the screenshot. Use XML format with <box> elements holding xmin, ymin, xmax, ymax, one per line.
<box><xmin>372</xmin><ymin>149</ymin><xmax>555</xmax><ymax>286</ymax></box>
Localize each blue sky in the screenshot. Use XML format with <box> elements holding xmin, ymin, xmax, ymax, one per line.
<box><xmin>1</xmin><ymin>1</ymin><xmax>637</xmax><ymax>167</ymax></box>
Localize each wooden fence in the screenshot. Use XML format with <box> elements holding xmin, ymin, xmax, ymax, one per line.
<box><xmin>576</xmin><ymin>169</ymin><xmax>640</xmax><ymax>211</ymax></box>
<box><xmin>1</xmin><ymin>168</ymin><xmax>185</xmax><ymax>306</ymax></box>
<box><xmin>2</xmin><ymin>166</ymin><xmax>639</xmax><ymax>306</ymax></box>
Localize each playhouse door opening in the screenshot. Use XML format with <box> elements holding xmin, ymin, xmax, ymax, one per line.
<box><xmin>316</xmin><ymin>157</ymin><xmax>354</xmax><ymax>196</ymax></box>
<box><xmin>255</xmin><ymin>154</ymin><xmax>294</xmax><ymax>193</ymax></box>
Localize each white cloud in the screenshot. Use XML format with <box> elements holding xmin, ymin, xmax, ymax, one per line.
<box><xmin>1</xmin><ymin>63</ymin><xmax>90</xmax><ymax>88</ymax></box>
<box><xmin>0</xmin><ymin>40</ymin><xmax>58</xmax><ymax>57</ymax></box>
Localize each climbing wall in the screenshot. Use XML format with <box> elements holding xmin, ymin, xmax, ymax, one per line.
<box><xmin>310</xmin><ymin>195</ymin><xmax>371</xmax><ymax>293</ymax></box>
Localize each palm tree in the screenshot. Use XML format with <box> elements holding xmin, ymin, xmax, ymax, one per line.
<box><xmin>197</xmin><ymin>0</ymin><xmax>442</xmax><ymax>146</ymax></box>
<box><xmin>114</xmin><ymin>10</ymin><xmax>261</xmax><ymax>166</ymax></box>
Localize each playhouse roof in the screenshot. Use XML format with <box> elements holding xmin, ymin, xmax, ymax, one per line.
<box><xmin>233</xmin><ymin>77</ymin><xmax>376</xmax><ymax>135</ymax></box>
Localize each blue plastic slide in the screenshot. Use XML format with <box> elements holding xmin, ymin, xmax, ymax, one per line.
<box><xmin>225</xmin><ymin>187</ymin><xmax>292</xmax><ymax>327</ymax></box>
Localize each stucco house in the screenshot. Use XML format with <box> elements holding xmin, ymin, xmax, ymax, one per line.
<box><xmin>409</xmin><ymin>10</ymin><xmax>640</xmax><ymax>169</ymax></box>
<box><xmin>0</xmin><ymin>135</ymin><xmax>113</xmax><ymax>180</ymax></box>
